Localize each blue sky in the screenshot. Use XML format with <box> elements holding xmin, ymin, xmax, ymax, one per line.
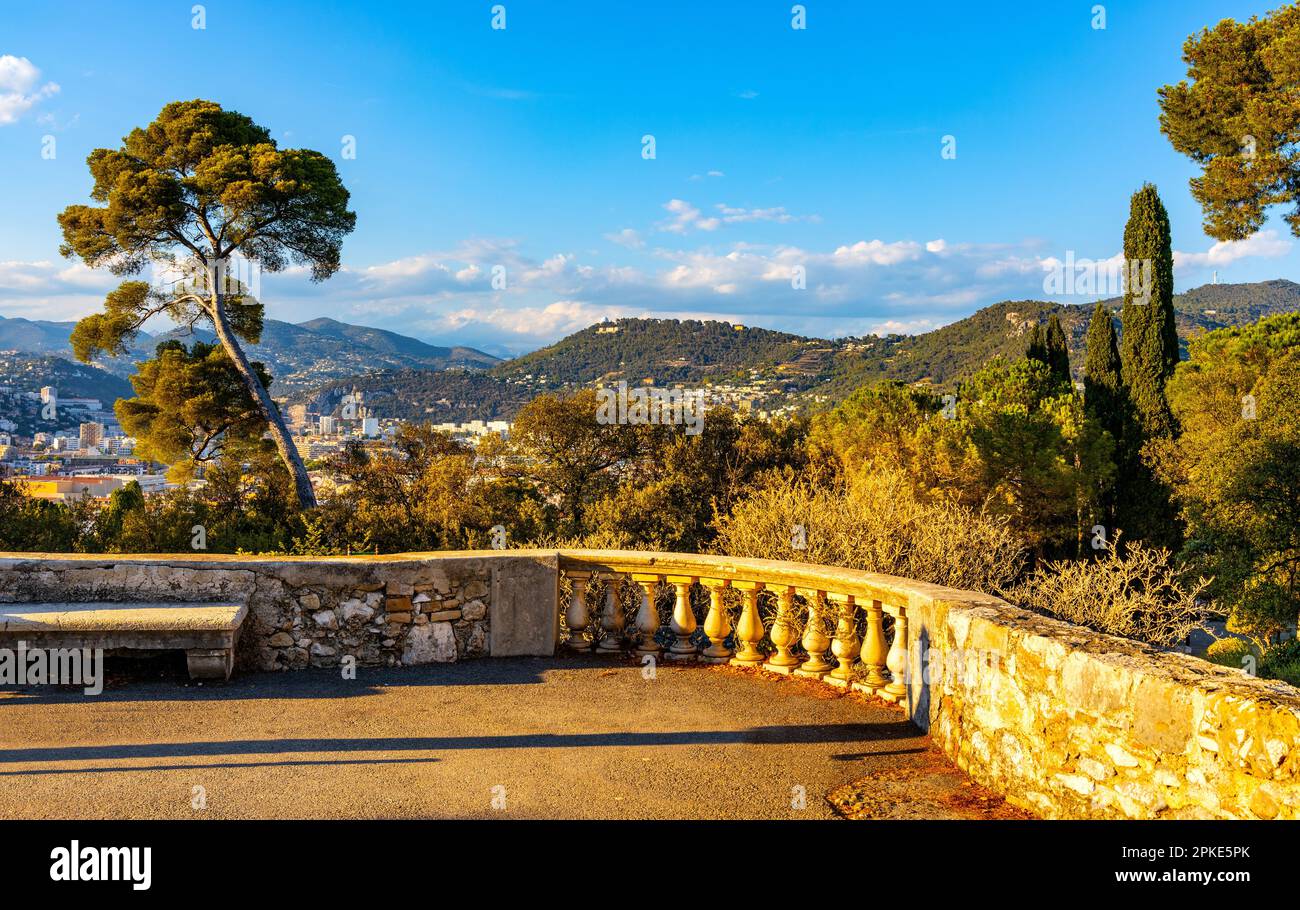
<box><xmin>1</xmin><ymin>0</ymin><xmax>1296</xmax><ymax>356</ymax></box>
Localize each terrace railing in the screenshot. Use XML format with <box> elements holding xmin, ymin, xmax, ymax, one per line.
<box><xmin>557</xmin><ymin>550</ymin><xmax>916</xmax><ymax>703</ymax></box>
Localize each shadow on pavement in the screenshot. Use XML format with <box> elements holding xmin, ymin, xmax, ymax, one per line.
<box><xmin>0</xmin><ymin>720</ymin><xmax>919</xmax><ymax>773</ymax></box>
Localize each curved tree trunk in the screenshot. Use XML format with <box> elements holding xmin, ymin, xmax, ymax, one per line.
<box><xmin>208</xmin><ymin>294</ymin><xmax>317</xmax><ymax>509</ymax></box>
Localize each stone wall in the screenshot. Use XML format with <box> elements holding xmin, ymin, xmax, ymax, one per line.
<box><xmin>4</xmin><ymin>547</ymin><xmax>1298</xmax><ymax>819</ymax></box>
<box><xmin>0</xmin><ymin>552</ymin><xmax>559</xmax><ymax>671</ymax></box>
<box><xmin>903</xmin><ymin>591</ymin><xmax>1300</xmax><ymax>820</ymax></box>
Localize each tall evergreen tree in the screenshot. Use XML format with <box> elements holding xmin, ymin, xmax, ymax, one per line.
<box><xmin>1025</xmin><ymin>323</ymin><xmax>1048</xmax><ymax>365</ymax></box>
<box><xmin>1083</xmin><ymin>303</ymin><xmax>1125</xmax><ymax>533</ymax></box>
<box><xmin>1119</xmin><ymin>183</ymin><xmax>1179</xmax><ymax>438</ymax></box>
<box><xmin>1044</xmin><ymin>313</ymin><xmax>1072</xmax><ymax>387</ymax></box>
<box><xmin>1083</xmin><ymin>304</ymin><xmax>1123</xmax><ymax>437</ymax></box>
<box><xmin>1117</xmin><ymin>183</ymin><xmax>1181</xmax><ymax>546</ymax></box>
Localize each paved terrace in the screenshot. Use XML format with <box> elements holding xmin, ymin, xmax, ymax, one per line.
<box><xmin>0</xmin><ymin>657</ymin><xmax>1021</xmax><ymax>820</ymax></box>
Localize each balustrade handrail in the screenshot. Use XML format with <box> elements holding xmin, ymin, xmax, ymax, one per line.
<box><xmin>556</xmin><ymin>549</ymin><xmax>1010</xmax><ymax>613</ymax></box>
<box><xmin>553</xmin><ymin>548</ymin><xmax>1018</xmax><ymax>704</ymax></box>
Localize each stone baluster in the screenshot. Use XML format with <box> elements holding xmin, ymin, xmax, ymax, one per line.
<box><xmin>881</xmin><ymin>605</ymin><xmax>909</xmax><ymax>704</ymax></box>
<box><xmin>699</xmin><ymin>578</ymin><xmax>733</xmax><ymax>663</ymax></box>
<box><xmin>853</xmin><ymin>598</ymin><xmax>889</xmax><ymax>694</ymax></box>
<box><xmin>631</xmin><ymin>573</ymin><xmax>662</xmax><ymax>657</ymax></box>
<box><xmin>825</xmin><ymin>593</ymin><xmax>858</xmax><ymax>688</ymax></box>
<box><xmin>763</xmin><ymin>584</ymin><xmax>801</xmax><ymax>674</ymax></box>
<box><xmin>565</xmin><ymin>571</ymin><xmax>592</xmax><ymax>651</ymax></box>
<box><xmin>666</xmin><ymin>575</ymin><xmax>700</xmax><ymax>659</ymax></box>
<box><xmin>794</xmin><ymin>589</ymin><xmax>832</xmax><ymax>678</ymax></box>
<box><xmin>728</xmin><ymin>581</ymin><xmax>765</xmax><ymax>667</ymax></box>
<box><xmin>596</xmin><ymin>574</ymin><xmax>625</xmax><ymax>654</ymax></box>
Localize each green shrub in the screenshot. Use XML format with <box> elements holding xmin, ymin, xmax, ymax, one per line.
<box><xmin>1204</xmin><ymin>637</ymin><xmax>1254</xmax><ymax>670</ymax></box>
<box><xmin>1260</xmin><ymin>638</ymin><xmax>1300</xmax><ymax>688</ymax></box>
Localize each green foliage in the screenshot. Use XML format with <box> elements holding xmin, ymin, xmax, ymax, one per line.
<box><xmin>0</xmin><ymin>478</ymin><xmax>88</xmax><ymax>552</ymax></box>
<box><xmin>947</xmin><ymin>357</ymin><xmax>1099</xmax><ymax>558</ymax></box>
<box><xmin>1163</xmin><ymin>312</ymin><xmax>1300</xmax><ymax>647</ymax></box>
<box><xmin>807</xmin><ymin>380</ymin><xmax>940</xmax><ymax>481</ymax></box>
<box><xmin>1205</xmin><ymin>637</ymin><xmax>1255</xmax><ymax>669</ymax></box>
<box><xmin>1158</xmin><ymin>4</ymin><xmax>1300</xmax><ymax>239</ymax></box>
<box><xmin>1120</xmin><ymin>183</ymin><xmax>1179</xmax><ymax>439</ymax></box>
<box><xmin>57</xmin><ymin>99</ymin><xmax>357</xmax><ymax>508</ymax></box>
<box><xmin>1260</xmin><ymin>638</ymin><xmax>1300</xmax><ymax>687</ymax></box>
<box><xmin>1027</xmin><ymin>314</ymin><xmax>1071</xmax><ymax>388</ymax></box>
<box><xmin>1116</xmin><ymin>184</ymin><xmax>1181</xmax><ymax>548</ymax></box>
<box><xmin>116</xmin><ymin>340</ymin><xmax>273</xmax><ymax>479</ymax></box>
<box><xmin>582</xmin><ymin>408</ymin><xmax>807</xmax><ymax>552</ymax></box>
<box><xmin>492</xmin><ymin>318</ymin><xmax>811</xmax><ymax>388</ymax></box>
<box><xmin>1083</xmin><ymin>302</ymin><xmax>1127</xmax><ymax>529</ymax></box>
<box><xmin>507</xmin><ymin>389</ymin><xmax>643</xmax><ymax>534</ymax></box>
<box><xmin>58</xmin><ymin>99</ymin><xmax>355</xmax><ymax>279</ymax></box>
<box><xmin>810</xmin><ymin>359</ymin><xmax>1109</xmax><ymax>561</ymax></box>
<box><xmin>317</xmin><ymin>424</ymin><xmax>545</xmax><ymax>552</ymax></box>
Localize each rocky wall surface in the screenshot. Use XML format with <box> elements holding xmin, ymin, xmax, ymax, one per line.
<box><xmin>0</xmin><ymin>553</ymin><xmax>558</xmax><ymax>671</ymax></box>
<box><xmin>905</xmin><ymin>595</ymin><xmax>1300</xmax><ymax>819</ymax></box>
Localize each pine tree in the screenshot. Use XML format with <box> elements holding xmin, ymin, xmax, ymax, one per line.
<box><xmin>1119</xmin><ymin>183</ymin><xmax>1179</xmax><ymax>438</ymax></box>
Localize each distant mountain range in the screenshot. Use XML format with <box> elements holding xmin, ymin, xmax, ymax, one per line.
<box><xmin>3</xmin><ymin>280</ymin><xmax>1297</xmax><ymax>426</ymax></box>
<box><xmin>296</xmin><ymin>280</ymin><xmax>1300</xmax><ymax>420</ymax></box>
<box><xmin>0</xmin><ymin>314</ymin><xmax>500</xmax><ymax>397</ymax></box>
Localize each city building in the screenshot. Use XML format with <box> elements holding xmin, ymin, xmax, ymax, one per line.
<box><xmin>79</xmin><ymin>422</ymin><xmax>104</xmax><ymax>451</ymax></box>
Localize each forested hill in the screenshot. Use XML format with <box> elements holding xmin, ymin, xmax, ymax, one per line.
<box><xmin>796</xmin><ymin>279</ymin><xmax>1300</xmax><ymax>401</ymax></box>
<box><xmin>488</xmin><ymin>318</ymin><xmax>811</xmax><ymax>387</ymax></box>
<box><xmin>290</xmin><ymin>279</ymin><xmax>1300</xmax><ymax>421</ymax></box>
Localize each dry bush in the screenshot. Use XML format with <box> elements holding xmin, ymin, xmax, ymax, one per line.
<box><xmin>1011</xmin><ymin>538</ymin><xmax>1210</xmax><ymax>647</ymax></box>
<box><xmin>712</xmin><ymin>467</ymin><xmax>1025</xmax><ymax>595</ymax></box>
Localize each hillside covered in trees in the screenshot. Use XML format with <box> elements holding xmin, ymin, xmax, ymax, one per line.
<box><xmin>297</xmin><ymin>280</ymin><xmax>1300</xmax><ymax>420</ymax></box>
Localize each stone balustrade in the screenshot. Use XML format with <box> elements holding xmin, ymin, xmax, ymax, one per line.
<box><xmin>557</xmin><ymin>552</ymin><xmax>910</xmax><ymax>704</ymax></box>
<box><xmin>3</xmin><ymin>547</ymin><xmax>1298</xmax><ymax>820</ymax></box>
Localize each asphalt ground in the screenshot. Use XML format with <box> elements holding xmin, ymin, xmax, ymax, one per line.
<box><xmin>0</xmin><ymin>655</ymin><xmax>1024</xmax><ymax>819</ymax></box>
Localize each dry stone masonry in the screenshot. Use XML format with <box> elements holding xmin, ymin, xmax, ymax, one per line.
<box><xmin>0</xmin><ymin>552</ymin><xmax>558</xmax><ymax>671</ymax></box>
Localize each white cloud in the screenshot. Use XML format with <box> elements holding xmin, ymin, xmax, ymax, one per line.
<box><xmin>656</xmin><ymin>199</ymin><xmax>817</xmax><ymax>234</ymax></box>
<box><xmin>657</xmin><ymin>199</ymin><xmax>720</xmax><ymax>234</ymax></box>
<box><xmin>1173</xmin><ymin>229</ymin><xmax>1292</xmax><ymax>270</ymax></box>
<box><xmin>0</xmin><ymin>56</ymin><xmax>59</xmax><ymax>125</ymax></box>
<box><xmin>2</xmin><ymin>228</ymin><xmax>1294</xmax><ymax>355</ymax></box>
<box><xmin>605</xmin><ymin>228</ymin><xmax>644</xmax><ymax>249</ymax></box>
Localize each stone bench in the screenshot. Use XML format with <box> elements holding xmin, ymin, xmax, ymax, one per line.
<box><xmin>0</xmin><ymin>602</ymin><xmax>247</xmax><ymax>680</ymax></box>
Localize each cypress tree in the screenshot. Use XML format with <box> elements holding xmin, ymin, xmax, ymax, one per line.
<box><xmin>1083</xmin><ymin>303</ymin><xmax>1123</xmax><ymax>437</ymax></box>
<box><xmin>1116</xmin><ymin>183</ymin><xmax>1182</xmax><ymax>547</ymax></box>
<box><xmin>1025</xmin><ymin>323</ymin><xmax>1048</xmax><ymax>365</ymax></box>
<box><xmin>1119</xmin><ymin>183</ymin><xmax>1179</xmax><ymax>438</ymax></box>
<box><xmin>1044</xmin><ymin>313</ymin><xmax>1072</xmax><ymax>387</ymax></box>
<box><xmin>1083</xmin><ymin>303</ymin><xmax>1125</xmax><ymax>534</ymax></box>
